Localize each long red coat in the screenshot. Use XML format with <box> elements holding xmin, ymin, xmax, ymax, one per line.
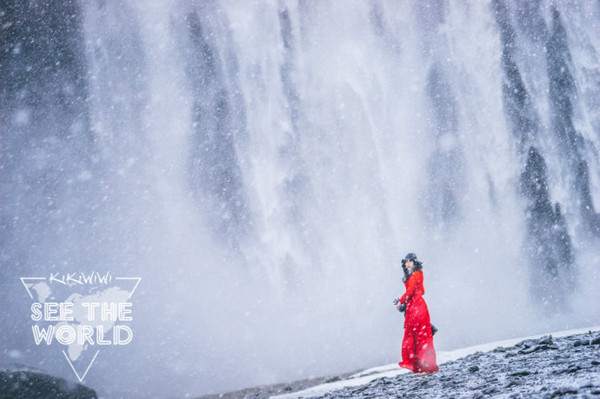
<box><xmin>398</xmin><ymin>270</ymin><xmax>439</xmax><ymax>373</ymax></box>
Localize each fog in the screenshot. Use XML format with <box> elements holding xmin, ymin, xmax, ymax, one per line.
<box><xmin>1</xmin><ymin>1</ymin><xmax>599</xmax><ymax>398</ymax></box>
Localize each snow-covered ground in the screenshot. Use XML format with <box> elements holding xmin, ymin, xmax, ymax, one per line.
<box><xmin>271</xmin><ymin>326</ymin><xmax>600</xmax><ymax>398</ymax></box>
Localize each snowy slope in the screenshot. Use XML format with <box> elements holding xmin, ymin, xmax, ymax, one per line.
<box><xmin>271</xmin><ymin>326</ymin><xmax>600</xmax><ymax>398</ymax></box>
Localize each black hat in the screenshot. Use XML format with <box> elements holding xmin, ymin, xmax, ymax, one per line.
<box><xmin>403</xmin><ymin>253</ymin><xmax>418</xmax><ymax>262</ymax></box>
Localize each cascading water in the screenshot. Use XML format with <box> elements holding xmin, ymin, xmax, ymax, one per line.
<box><xmin>1</xmin><ymin>1</ymin><xmax>599</xmax><ymax>397</ymax></box>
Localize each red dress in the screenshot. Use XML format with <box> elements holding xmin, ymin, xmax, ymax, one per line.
<box><xmin>398</xmin><ymin>270</ymin><xmax>439</xmax><ymax>373</ymax></box>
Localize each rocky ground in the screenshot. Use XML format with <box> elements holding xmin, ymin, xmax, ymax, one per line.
<box><xmin>312</xmin><ymin>332</ymin><xmax>600</xmax><ymax>398</ymax></box>
<box><xmin>201</xmin><ymin>330</ymin><xmax>600</xmax><ymax>398</ymax></box>
<box><xmin>0</xmin><ymin>364</ymin><xmax>97</xmax><ymax>399</ymax></box>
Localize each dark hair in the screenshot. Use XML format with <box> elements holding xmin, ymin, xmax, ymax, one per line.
<box><xmin>401</xmin><ymin>257</ymin><xmax>423</xmax><ymax>283</ymax></box>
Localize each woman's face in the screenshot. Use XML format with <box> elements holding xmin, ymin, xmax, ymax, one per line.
<box><xmin>405</xmin><ymin>260</ymin><xmax>414</xmax><ymax>270</ymax></box>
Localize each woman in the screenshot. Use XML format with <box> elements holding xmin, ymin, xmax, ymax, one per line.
<box><xmin>394</xmin><ymin>252</ymin><xmax>438</xmax><ymax>373</ymax></box>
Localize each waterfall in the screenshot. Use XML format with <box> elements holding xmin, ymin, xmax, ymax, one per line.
<box><xmin>1</xmin><ymin>1</ymin><xmax>599</xmax><ymax>397</ymax></box>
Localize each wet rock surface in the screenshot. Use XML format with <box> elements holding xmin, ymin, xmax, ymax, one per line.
<box><xmin>0</xmin><ymin>364</ymin><xmax>97</xmax><ymax>399</ymax></box>
<box><xmin>313</xmin><ymin>332</ymin><xmax>600</xmax><ymax>398</ymax></box>
<box><xmin>198</xmin><ymin>331</ymin><xmax>600</xmax><ymax>399</ymax></box>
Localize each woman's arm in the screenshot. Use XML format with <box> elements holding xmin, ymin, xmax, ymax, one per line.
<box><xmin>399</xmin><ymin>271</ymin><xmax>423</xmax><ymax>304</ymax></box>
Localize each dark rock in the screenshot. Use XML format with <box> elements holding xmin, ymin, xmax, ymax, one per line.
<box><xmin>550</xmin><ymin>387</ymin><xmax>578</xmax><ymax>397</ymax></box>
<box><xmin>538</xmin><ymin>336</ymin><xmax>555</xmax><ymax>346</ymax></box>
<box><xmin>580</xmin><ymin>383</ymin><xmax>596</xmax><ymax>389</ymax></box>
<box><xmin>0</xmin><ymin>365</ymin><xmax>97</xmax><ymax>399</ymax></box>
<box><xmin>518</xmin><ymin>337</ymin><xmax>558</xmax><ymax>354</ymax></box>
<box><xmin>468</xmin><ymin>365</ymin><xmax>479</xmax><ymax>373</ymax></box>
<box><xmin>564</xmin><ymin>364</ymin><xmax>582</xmax><ymax>373</ymax></box>
<box><xmin>510</xmin><ymin>370</ymin><xmax>531</xmax><ymax>377</ymax></box>
<box><xmin>506</xmin><ymin>379</ymin><xmax>522</xmax><ymax>388</ymax></box>
<box><xmin>482</xmin><ymin>386</ymin><xmax>499</xmax><ymax>395</ymax></box>
<box><xmin>519</xmin><ymin>344</ymin><xmax>557</xmax><ymax>354</ymax></box>
<box><xmin>573</xmin><ymin>339</ymin><xmax>590</xmax><ymax>347</ymax></box>
<box><xmin>351</xmin><ymin>385</ymin><xmax>368</xmax><ymax>394</ymax></box>
<box><xmin>591</xmin><ymin>336</ymin><xmax>600</xmax><ymax>345</ymax></box>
